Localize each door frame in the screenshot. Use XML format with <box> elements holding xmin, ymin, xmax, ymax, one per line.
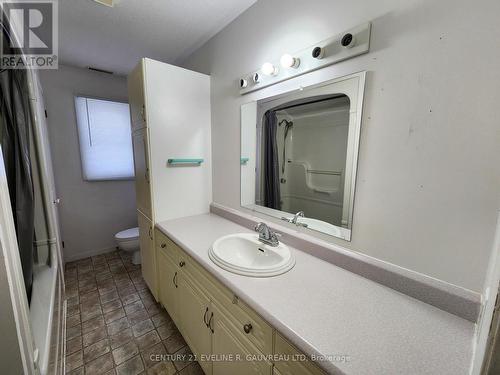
<box><xmin>471</xmin><ymin>211</ymin><xmax>500</xmax><ymax>374</ymax></box>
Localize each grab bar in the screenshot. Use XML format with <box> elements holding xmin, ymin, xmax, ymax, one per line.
<box><xmin>167</xmin><ymin>158</ymin><xmax>204</xmax><ymax>165</ymax></box>
<box><xmin>307</xmin><ymin>169</ymin><xmax>341</xmax><ymax>176</ymax></box>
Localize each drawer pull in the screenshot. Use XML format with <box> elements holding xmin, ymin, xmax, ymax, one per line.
<box><xmin>179</xmin><ymin>260</ymin><xmax>185</xmax><ymax>267</ymax></box>
<box><xmin>160</xmin><ymin>243</ymin><xmax>166</xmax><ymax>248</ymax></box>
<box><xmin>203</xmin><ymin>307</ymin><xmax>209</xmax><ymax>327</ymax></box>
<box><xmin>173</xmin><ymin>272</ymin><xmax>178</xmax><ymax>288</ymax></box>
<box><xmin>208</xmin><ymin>312</ymin><xmax>214</xmax><ymax>333</ymax></box>
<box><xmin>243</xmin><ymin>323</ymin><xmax>253</xmax><ymax>334</ymax></box>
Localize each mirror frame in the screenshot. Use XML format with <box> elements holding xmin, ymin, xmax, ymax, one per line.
<box><xmin>240</xmin><ymin>71</ymin><xmax>366</xmax><ymax>241</ymax></box>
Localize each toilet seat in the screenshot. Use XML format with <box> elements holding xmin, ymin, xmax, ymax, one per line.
<box><xmin>115</xmin><ymin>227</ymin><xmax>139</xmax><ymax>241</ymax></box>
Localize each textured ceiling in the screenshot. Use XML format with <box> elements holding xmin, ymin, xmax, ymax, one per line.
<box><xmin>58</xmin><ymin>0</ymin><xmax>257</xmax><ymax>75</ymax></box>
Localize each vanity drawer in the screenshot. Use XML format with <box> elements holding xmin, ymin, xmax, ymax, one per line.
<box><xmin>274</xmin><ymin>333</ymin><xmax>326</xmax><ymax>375</ymax></box>
<box><xmin>180</xmin><ymin>250</ymin><xmax>274</xmax><ymax>355</ymax></box>
<box><xmin>155</xmin><ymin>229</ymin><xmax>181</xmax><ymax>263</ymax></box>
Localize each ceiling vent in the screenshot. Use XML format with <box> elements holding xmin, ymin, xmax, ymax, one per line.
<box><xmin>93</xmin><ymin>0</ymin><xmax>114</xmax><ymax>7</ymax></box>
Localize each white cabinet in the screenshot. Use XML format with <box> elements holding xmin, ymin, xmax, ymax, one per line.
<box><xmin>132</xmin><ymin>128</ymin><xmax>151</xmax><ymax>220</ymax></box>
<box><xmin>137</xmin><ymin>210</ymin><xmax>156</xmax><ymax>299</ymax></box>
<box><xmin>128</xmin><ymin>58</ymin><xmax>211</xmax><ymax>300</ymax></box>
<box><xmin>211</xmin><ymin>302</ymin><xmax>273</xmax><ymax>375</ymax></box>
<box><xmin>155</xmin><ymin>229</ymin><xmax>326</xmax><ymax>375</ymax></box>
<box><xmin>157</xmin><ymin>248</ymin><xmax>179</xmax><ymax>323</ymax></box>
<box><xmin>127</xmin><ymin>59</ymin><xmax>146</xmax><ymax>130</ymax></box>
<box><xmin>177</xmin><ymin>273</ymin><xmax>213</xmax><ymax>375</ymax></box>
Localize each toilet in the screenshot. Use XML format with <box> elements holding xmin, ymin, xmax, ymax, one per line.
<box><xmin>115</xmin><ymin>227</ymin><xmax>141</xmax><ymax>265</ymax></box>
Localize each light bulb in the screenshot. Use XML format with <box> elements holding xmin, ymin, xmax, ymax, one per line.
<box><xmin>280</xmin><ymin>54</ymin><xmax>300</xmax><ymax>69</ymax></box>
<box><xmin>261</xmin><ymin>62</ymin><xmax>278</xmax><ymax>76</ymax></box>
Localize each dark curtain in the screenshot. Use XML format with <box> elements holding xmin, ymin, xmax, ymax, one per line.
<box><xmin>262</xmin><ymin>110</ymin><xmax>281</xmax><ymax>210</ymax></box>
<box><xmin>0</xmin><ymin>29</ymin><xmax>35</xmax><ymax>301</ymax></box>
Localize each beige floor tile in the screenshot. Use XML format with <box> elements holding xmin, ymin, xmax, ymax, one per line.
<box><xmin>112</xmin><ymin>340</ymin><xmax>139</xmax><ymax>366</ymax></box>
<box><xmin>177</xmin><ymin>362</ymin><xmax>205</xmax><ymax>375</ymax></box>
<box><xmin>66</xmin><ymin>350</ymin><xmax>83</xmax><ymax>372</ymax></box>
<box><xmin>126</xmin><ymin>308</ymin><xmax>149</xmax><ymax>326</ymax></box>
<box><xmin>136</xmin><ymin>330</ymin><xmax>161</xmax><ymax>351</ymax></box>
<box><xmin>172</xmin><ymin>346</ymin><xmax>194</xmax><ymax>372</ymax></box>
<box><xmin>66</xmin><ymin>336</ymin><xmax>83</xmax><ymax>355</ymax></box>
<box><xmin>105</xmin><ymin>307</ymin><xmax>126</xmax><ymax>324</ymax></box>
<box><xmin>116</xmin><ymin>355</ymin><xmax>144</xmax><ymax>375</ymax></box>
<box><xmin>107</xmin><ymin>316</ymin><xmax>130</xmax><ymax>336</ymax></box>
<box><xmin>82</xmin><ymin>315</ymin><xmax>105</xmax><ymax>335</ymax></box>
<box><xmin>132</xmin><ymin>319</ymin><xmax>155</xmax><ymax>338</ymax></box>
<box><xmin>123</xmin><ymin>300</ymin><xmax>144</xmax><ymax>315</ymax></box>
<box><xmin>163</xmin><ymin>331</ymin><xmax>186</xmax><ymax>354</ymax></box>
<box><xmin>82</xmin><ymin>327</ymin><xmax>108</xmax><ymax>348</ymax></box>
<box><xmin>84</xmin><ymin>352</ymin><xmax>114</xmax><ymax>375</ymax></box>
<box><xmin>110</xmin><ymin>328</ymin><xmax>134</xmax><ymax>350</ymax></box>
<box><xmin>83</xmin><ymin>338</ymin><xmax>111</xmax><ymax>364</ymax></box>
<box><xmin>141</xmin><ymin>342</ymin><xmax>168</xmax><ymax>369</ymax></box>
<box><xmin>65</xmin><ymin>251</ymin><xmax>202</xmax><ymax>374</ymax></box>
<box><xmin>156</xmin><ymin>321</ymin><xmax>178</xmax><ymax>341</ymax></box>
<box><xmin>102</xmin><ymin>298</ymin><xmax>123</xmax><ymax>314</ymax></box>
<box><xmin>66</xmin><ymin>325</ymin><xmax>82</xmax><ymax>341</ymax></box>
<box><xmin>146</xmin><ymin>361</ymin><xmax>176</xmax><ymax>375</ymax></box>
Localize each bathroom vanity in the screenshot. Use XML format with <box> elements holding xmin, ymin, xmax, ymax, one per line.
<box><xmin>154</xmin><ymin>211</ymin><xmax>475</xmax><ymax>375</ymax></box>
<box><xmin>155</xmin><ymin>223</ymin><xmax>327</xmax><ymax>375</ymax></box>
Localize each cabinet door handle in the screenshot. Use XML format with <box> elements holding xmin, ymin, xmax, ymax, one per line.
<box><xmin>148</xmin><ymin>227</ymin><xmax>152</xmax><ymax>240</ymax></box>
<box><xmin>160</xmin><ymin>243</ymin><xmax>166</xmax><ymax>248</ymax></box>
<box><xmin>145</xmin><ymin>168</ymin><xmax>150</xmax><ymax>183</ymax></box>
<box><xmin>173</xmin><ymin>272</ymin><xmax>178</xmax><ymax>288</ymax></box>
<box><xmin>208</xmin><ymin>312</ymin><xmax>214</xmax><ymax>333</ymax></box>
<box><xmin>203</xmin><ymin>307</ymin><xmax>209</xmax><ymax>327</ymax></box>
<box><xmin>243</xmin><ymin>323</ymin><xmax>252</xmax><ymax>334</ymax></box>
<box><xmin>179</xmin><ymin>260</ymin><xmax>185</xmax><ymax>267</ymax></box>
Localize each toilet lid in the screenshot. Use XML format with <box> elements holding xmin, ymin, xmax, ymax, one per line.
<box><xmin>115</xmin><ymin>227</ymin><xmax>139</xmax><ymax>240</ymax></box>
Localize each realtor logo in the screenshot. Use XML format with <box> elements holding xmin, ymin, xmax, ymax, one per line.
<box><xmin>1</xmin><ymin>0</ymin><xmax>58</xmax><ymax>69</ymax></box>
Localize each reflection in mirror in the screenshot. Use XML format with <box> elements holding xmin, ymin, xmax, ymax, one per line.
<box><xmin>241</xmin><ymin>72</ymin><xmax>366</xmax><ymax>241</ymax></box>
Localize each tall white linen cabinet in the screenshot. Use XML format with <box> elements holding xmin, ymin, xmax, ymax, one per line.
<box><xmin>127</xmin><ymin>58</ymin><xmax>212</xmax><ymax>300</ymax></box>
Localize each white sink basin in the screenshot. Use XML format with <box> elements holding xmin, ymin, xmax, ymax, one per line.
<box><xmin>209</xmin><ymin>233</ymin><xmax>295</xmax><ymax>277</ymax></box>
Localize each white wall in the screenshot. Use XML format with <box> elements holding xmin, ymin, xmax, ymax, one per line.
<box><xmin>39</xmin><ymin>65</ymin><xmax>137</xmax><ymax>262</ymax></box>
<box><xmin>183</xmin><ymin>0</ymin><xmax>500</xmax><ymax>292</ymax></box>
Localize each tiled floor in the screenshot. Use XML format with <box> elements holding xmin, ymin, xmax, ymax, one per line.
<box><xmin>64</xmin><ymin>250</ymin><xmax>204</xmax><ymax>375</ymax></box>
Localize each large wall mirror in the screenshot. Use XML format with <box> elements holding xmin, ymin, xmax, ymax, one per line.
<box><xmin>240</xmin><ymin>72</ymin><xmax>366</xmax><ymax>241</ymax></box>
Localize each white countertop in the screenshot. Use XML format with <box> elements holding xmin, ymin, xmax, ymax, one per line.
<box><xmin>157</xmin><ymin>213</ymin><xmax>475</xmax><ymax>375</ymax></box>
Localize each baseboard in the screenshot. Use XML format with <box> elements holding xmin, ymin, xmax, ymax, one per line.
<box><xmin>63</xmin><ymin>246</ymin><xmax>117</xmax><ymax>263</ymax></box>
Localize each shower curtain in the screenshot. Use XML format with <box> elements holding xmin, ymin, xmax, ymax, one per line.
<box><xmin>263</xmin><ymin>110</ymin><xmax>281</xmax><ymax>210</ymax></box>
<box><xmin>0</xmin><ymin>28</ymin><xmax>35</xmax><ymax>301</ymax></box>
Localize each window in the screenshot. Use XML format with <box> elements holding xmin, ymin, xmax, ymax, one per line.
<box><xmin>74</xmin><ymin>96</ymin><xmax>134</xmax><ymax>181</ymax></box>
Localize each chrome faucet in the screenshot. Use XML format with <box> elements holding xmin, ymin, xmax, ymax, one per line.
<box><xmin>291</xmin><ymin>211</ymin><xmax>305</xmax><ymax>224</ymax></box>
<box><xmin>281</xmin><ymin>211</ymin><xmax>308</xmax><ymax>227</ymax></box>
<box><xmin>254</xmin><ymin>222</ymin><xmax>280</xmax><ymax>247</ymax></box>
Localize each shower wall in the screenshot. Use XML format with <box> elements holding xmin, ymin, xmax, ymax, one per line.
<box><xmin>276</xmin><ymin>98</ymin><xmax>350</xmax><ymax>225</ymax></box>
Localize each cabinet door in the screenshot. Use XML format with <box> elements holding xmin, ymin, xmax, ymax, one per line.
<box><xmin>157</xmin><ymin>249</ymin><xmax>179</xmax><ymax>324</ymax></box>
<box><xmin>143</xmin><ymin>58</ymin><xmax>211</xmax><ymax>223</ymax></box>
<box><xmin>211</xmin><ymin>303</ymin><xmax>272</xmax><ymax>375</ymax></box>
<box><xmin>177</xmin><ymin>273</ymin><xmax>212</xmax><ymax>375</ymax></box>
<box><xmin>137</xmin><ymin>211</ymin><xmax>157</xmax><ymax>300</ymax></box>
<box><xmin>132</xmin><ymin>128</ymin><xmax>152</xmax><ymax>220</ymax></box>
<box><xmin>127</xmin><ymin>60</ymin><xmax>146</xmax><ymax>130</ymax></box>
<box><xmin>274</xmin><ymin>333</ymin><xmax>325</xmax><ymax>375</ymax></box>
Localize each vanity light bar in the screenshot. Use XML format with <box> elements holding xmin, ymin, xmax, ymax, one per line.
<box><xmin>239</xmin><ymin>22</ymin><xmax>371</xmax><ymax>95</ymax></box>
